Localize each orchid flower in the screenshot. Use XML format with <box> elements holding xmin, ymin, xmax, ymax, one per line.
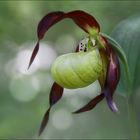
<box><xmin>28</xmin><ymin>10</ymin><xmax>128</xmax><ymax>136</ymax></box>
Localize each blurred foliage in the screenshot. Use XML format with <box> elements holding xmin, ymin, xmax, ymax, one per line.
<box><xmin>0</xmin><ymin>1</ymin><xmax>140</xmax><ymax>139</ymax></box>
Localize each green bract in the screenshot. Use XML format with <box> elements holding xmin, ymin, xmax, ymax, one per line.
<box><xmin>51</xmin><ymin>47</ymin><xmax>103</xmax><ymax>89</ymax></box>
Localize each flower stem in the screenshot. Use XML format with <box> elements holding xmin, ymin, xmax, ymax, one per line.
<box><xmin>127</xmin><ymin>97</ymin><xmax>139</xmax><ymax>139</ymax></box>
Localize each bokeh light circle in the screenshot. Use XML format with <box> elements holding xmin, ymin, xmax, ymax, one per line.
<box><xmin>51</xmin><ymin>109</ymin><xmax>73</xmax><ymax>130</ymax></box>
<box><xmin>10</xmin><ymin>75</ymin><xmax>40</xmax><ymax>102</ymax></box>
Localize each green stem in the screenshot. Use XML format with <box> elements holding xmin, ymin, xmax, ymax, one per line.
<box><xmin>127</xmin><ymin>97</ymin><xmax>139</xmax><ymax>139</ymax></box>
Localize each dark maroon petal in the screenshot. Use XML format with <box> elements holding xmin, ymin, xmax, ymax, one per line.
<box><xmin>103</xmin><ymin>47</ymin><xmax>120</xmax><ymax>112</ymax></box>
<box><xmin>39</xmin><ymin>108</ymin><xmax>50</xmax><ymax>136</ymax></box>
<box><xmin>103</xmin><ymin>88</ymin><xmax>118</xmax><ymax>112</ymax></box>
<box><xmin>97</xmin><ymin>36</ymin><xmax>120</xmax><ymax>113</ymax></box>
<box><xmin>28</xmin><ymin>41</ymin><xmax>39</xmax><ymax>69</ymax></box>
<box><xmin>73</xmin><ymin>94</ymin><xmax>104</xmax><ymax>114</ymax></box>
<box><xmin>28</xmin><ymin>12</ymin><xmax>65</xmax><ymax>68</ymax></box>
<box><xmin>49</xmin><ymin>82</ymin><xmax>64</xmax><ymax>106</ymax></box>
<box><xmin>37</xmin><ymin>12</ymin><xmax>65</xmax><ymax>39</ymax></box>
<box><xmin>37</xmin><ymin>10</ymin><xmax>100</xmax><ymax>40</ymax></box>
<box><xmin>106</xmin><ymin>48</ymin><xmax>120</xmax><ymax>95</ymax></box>
<box><xmin>39</xmin><ymin>82</ymin><xmax>64</xmax><ymax>136</ymax></box>
<box><xmin>28</xmin><ymin>10</ymin><xmax>100</xmax><ymax>68</ymax></box>
<box><xmin>66</xmin><ymin>10</ymin><xmax>100</xmax><ymax>33</ymax></box>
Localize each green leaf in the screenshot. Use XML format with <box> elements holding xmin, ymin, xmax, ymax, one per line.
<box><xmin>110</xmin><ymin>15</ymin><xmax>140</xmax><ymax>97</ymax></box>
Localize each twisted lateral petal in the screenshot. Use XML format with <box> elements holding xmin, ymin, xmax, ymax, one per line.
<box><xmin>39</xmin><ymin>44</ymin><xmax>79</xmax><ymax>135</ymax></box>
<box><xmin>39</xmin><ymin>82</ymin><xmax>63</xmax><ymax>136</ymax></box>
<box><xmin>73</xmin><ymin>94</ymin><xmax>104</xmax><ymax>114</ymax></box>
<box><xmin>104</xmin><ymin>48</ymin><xmax>120</xmax><ymax>112</ymax></box>
<box><xmin>28</xmin><ymin>41</ymin><xmax>39</xmax><ymax>69</ymax></box>
<box><xmin>49</xmin><ymin>82</ymin><xmax>64</xmax><ymax>106</ymax></box>
<box><xmin>39</xmin><ymin>108</ymin><xmax>50</xmax><ymax>136</ymax></box>
<box><xmin>28</xmin><ymin>10</ymin><xmax>100</xmax><ymax>68</ymax></box>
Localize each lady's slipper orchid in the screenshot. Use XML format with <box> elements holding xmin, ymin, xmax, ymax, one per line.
<box><xmin>28</xmin><ymin>10</ymin><xmax>127</xmax><ymax>136</ymax></box>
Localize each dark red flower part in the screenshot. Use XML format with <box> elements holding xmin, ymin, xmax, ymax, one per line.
<box><xmin>73</xmin><ymin>94</ymin><xmax>104</xmax><ymax>114</ymax></box>
<box><xmin>39</xmin><ymin>82</ymin><xmax>63</xmax><ymax>136</ymax></box>
<box><xmin>28</xmin><ymin>41</ymin><xmax>39</xmax><ymax>69</ymax></box>
<box><xmin>39</xmin><ymin>108</ymin><xmax>50</xmax><ymax>136</ymax></box>
<box><xmin>103</xmin><ymin>48</ymin><xmax>120</xmax><ymax>112</ymax></box>
<box><xmin>66</xmin><ymin>10</ymin><xmax>100</xmax><ymax>33</ymax></box>
<box><xmin>28</xmin><ymin>10</ymin><xmax>100</xmax><ymax>69</ymax></box>
<box><xmin>49</xmin><ymin>82</ymin><xmax>64</xmax><ymax>106</ymax></box>
<box><xmin>37</xmin><ymin>12</ymin><xmax>65</xmax><ymax>40</ymax></box>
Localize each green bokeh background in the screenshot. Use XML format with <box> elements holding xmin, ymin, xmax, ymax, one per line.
<box><xmin>0</xmin><ymin>1</ymin><xmax>140</xmax><ymax>139</ymax></box>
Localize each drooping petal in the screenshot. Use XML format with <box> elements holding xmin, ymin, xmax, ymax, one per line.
<box><xmin>37</xmin><ymin>12</ymin><xmax>65</xmax><ymax>39</ymax></box>
<box><xmin>103</xmin><ymin>48</ymin><xmax>120</xmax><ymax>112</ymax></box>
<box><xmin>39</xmin><ymin>108</ymin><xmax>50</xmax><ymax>136</ymax></box>
<box><xmin>39</xmin><ymin>82</ymin><xmax>63</xmax><ymax>136</ymax></box>
<box><xmin>28</xmin><ymin>12</ymin><xmax>65</xmax><ymax>69</ymax></box>
<box><xmin>66</xmin><ymin>10</ymin><xmax>100</xmax><ymax>34</ymax></box>
<box><xmin>101</xmin><ymin>32</ymin><xmax>131</xmax><ymax>87</ymax></box>
<box><xmin>106</xmin><ymin>48</ymin><xmax>120</xmax><ymax>95</ymax></box>
<box><xmin>28</xmin><ymin>41</ymin><xmax>39</xmax><ymax>69</ymax></box>
<box><xmin>103</xmin><ymin>88</ymin><xmax>118</xmax><ymax>112</ymax></box>
<box><xmin>28</xmin><ymin>10</ymin><xmax>100</xmax><ymax>68</ymax></box>
<box><xmin>38</xmin><ymin>10</ymin><xmax>100</xmax><ymax>39</ymax></box>
<box><xmin>72</xmin><ymin>94</ymin><xmax>104</xmax><ymax>114</ymax></box>
<box><xmin>49</xmin><ymin>82</ymin><xmax>64</xmax><ymax>106</ymax></box>
<box><xmin>97</xmin><ymin>34</ymin><xmax>120</xmax><ymax>112</ymax></box>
